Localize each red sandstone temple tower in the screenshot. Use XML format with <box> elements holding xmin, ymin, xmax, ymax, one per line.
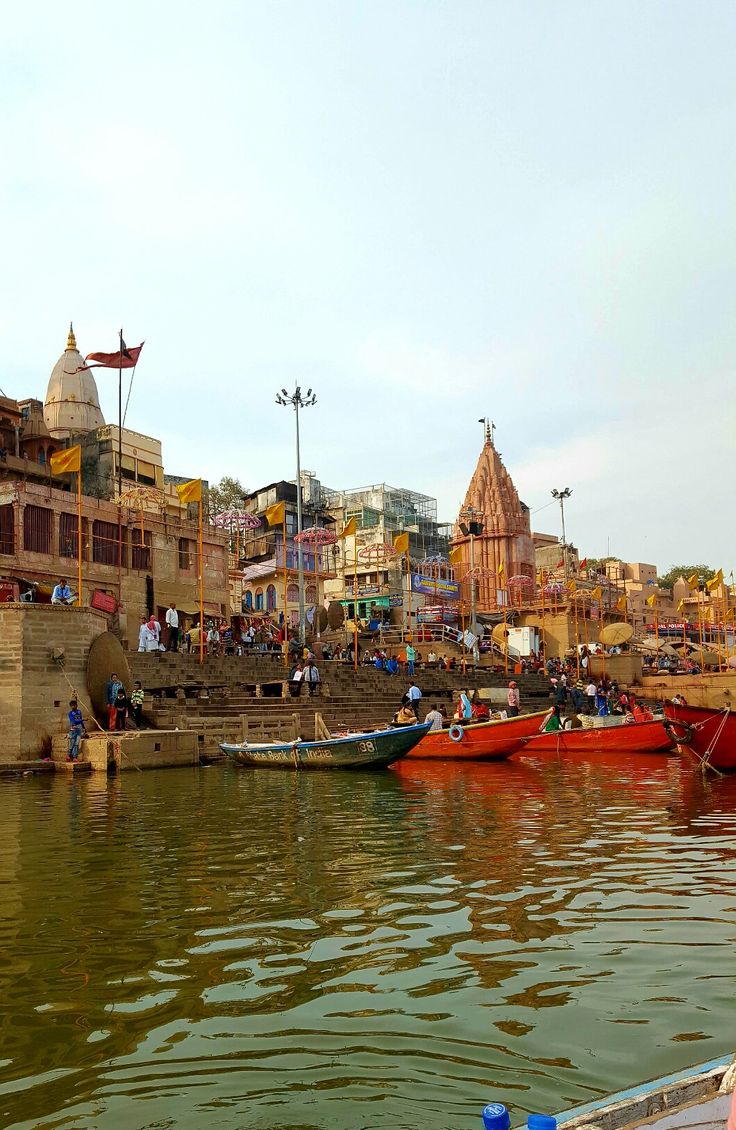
<box><xmin>452</xmin><ymin>423</ymin><xmax>535</xmax><ymax>612</ymax></box>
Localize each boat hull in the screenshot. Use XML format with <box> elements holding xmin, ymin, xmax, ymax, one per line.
<box><xmin>521</xmin><ymin>717</ymin><xmax>674</xmax><ymax>755</ymax></box>
<box><xmin>220</xmin><ymin>722</ymin><xmax>431</xmax><ymax>769</ymax></box>
<box><xmin>663</xmin><ymin>703</ymin><xmax>736</xmax><ymax>770</ymax></box>
<box><xmin>407</xmin><ymin>710</ymin><xmax>550</xmax><ymax>760</ymax></box>
<box><xmin>556</xmin><ymin>1054</ymin><xmax>733</xmax><ymax>1130</ymax></box>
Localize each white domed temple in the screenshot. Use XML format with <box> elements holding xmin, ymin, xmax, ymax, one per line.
<box><xmin>43</xmin><ymin>324</ymin><xmax>105</xmax><ymax>440</ymax></box>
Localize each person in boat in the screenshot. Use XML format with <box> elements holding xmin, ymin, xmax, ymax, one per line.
<box><xmin>543</xmin><ymin>704</ymin><xmax>563</xmax><ymax>732</ymax></box>
<box><xmin>456</xmin><ymin>688</ymin><xmax>472</xmax><ymax>722</ymax></box>
<box><xmin>392</xmin><ymin>703</ymin><xmax>418</xmax><ymax>727</ymax></box>
<box><xmin>424</xmin><ymin>703</ymin><xmax>444</xmax><ymax>731</ymax></box>
<box><xmin>472</xmin><ymin>700</ymin><xmax>491</xmax><ymax>722</ymax></box>
<box><xmin>671</xmin><ymin>693</ymin><xmax>687</xmax><ymax>706</ymax></box>
<box><xmin>630</xmin><ymin>695</ymin><xmax>654</xmax><ymax>722</ymax></box>
<box><xmin>507</xmin><ymin>681</ymin><xmax>520</xmax><ymax>717</ymax></box>
<box><xmin>595</xmin><ymin>681</ymin><xmax>608</xmax><ymax>715</ymax></box>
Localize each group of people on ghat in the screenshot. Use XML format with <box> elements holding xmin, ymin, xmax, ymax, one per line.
<box><xmin>65</xmin><ymin>672</ymin><xmax>146</xmax><ymax>761</ymax></box>
<box><xmin>391</xmin><ymin>681</ymin><xmax>521</xmax><ymax>729</ymax></box>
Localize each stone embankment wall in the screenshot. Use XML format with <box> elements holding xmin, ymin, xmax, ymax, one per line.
<box><xmin>0</xmin><ymin>604</ymin><xmax>108</xmax><ymax>762</ymax></box>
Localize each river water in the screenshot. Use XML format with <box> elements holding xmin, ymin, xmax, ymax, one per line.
<box><xmin>0</xmin><ymin>754</ymin><xmax>734</xmax><ymax>1130</ymax></box>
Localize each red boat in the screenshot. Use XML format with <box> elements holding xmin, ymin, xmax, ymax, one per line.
<box><xmin>520</xmin><ymin>716</ymin><xmax>675</xmax><ymax>756</ymax></box>
<box><xmin>407</xmin><ymin>710</ymin><xmax>550</xmax><ymax>760</ymax></box>
<box><xmin>663</xmin><ymin>703</ymin><xmax>736</xmax><ymax>771</ymax></box>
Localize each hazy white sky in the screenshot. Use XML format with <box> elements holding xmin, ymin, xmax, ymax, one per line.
<box><xmin>1</xmin><ymin>1</ymin><xmax>734</xmax><ymax>572</ymax></box>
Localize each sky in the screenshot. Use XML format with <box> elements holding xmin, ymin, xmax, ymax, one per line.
<box><xmin>1</xmin><ymin>1</ymin><xmax>734</xmax><ymax>573</ymax></box>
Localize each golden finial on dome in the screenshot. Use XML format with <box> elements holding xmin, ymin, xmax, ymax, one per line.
<box><xmin>66</xmin><ymin>322</ymin><xmax>77</xmax><ymax>351</ymax></box>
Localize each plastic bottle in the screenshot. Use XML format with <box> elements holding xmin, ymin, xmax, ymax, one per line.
<box><xmin>527</xmin><ymin>1115</ymin><xmax>557</xmax><ymax>1130</ymax></box>
<box><xmin>482</xmin><ymin>1103</ymin><xmax>510</xmax><ymax>1130</ymax></box>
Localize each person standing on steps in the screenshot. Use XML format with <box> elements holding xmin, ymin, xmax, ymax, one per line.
<box><xmin>130</xmin><ymin>682</ymin><xmax>145</xmax><ymax>728</ymax></box>
<box><xmin>406</xmin><ymin>680</ymin><xmax>422</xmax><ymax>719</ymax></box>
<box><xmin>67</xmin><ymin>699</ymin><xmax>86</xmax><ymax>761</ymax></box>
<box><xmin>507</xmin><ymin>681</ymin><xmax>520</xmax><ymax>717</ymax></box>
<box><xmin>165</xmin><ymin>603</ymin><xmax>179</xmax><ymax>651</ymax></box>
<box><xmin>405</xmin><ymin>642</ymin><xmax>416</xmax><ymax>676</ymax></box>
<box><xmin>304</xmin><ymin>659</ymin><xmax>320</xmax><ymax>697</ymax></box>
<box><xmin>105</xmin><ymin>672</ymin><xmax>123</xmax><ymax>730</ymax></box>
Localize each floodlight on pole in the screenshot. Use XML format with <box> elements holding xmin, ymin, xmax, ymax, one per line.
<box><xmin>276</xmin><ymin>385</ymin><xmax>317</xmax><ymax>642</ymax></box>
<box><xmin>551</xmin><ymin>487</ymin><xmax>573</xmax><ymax>578</ymax></box>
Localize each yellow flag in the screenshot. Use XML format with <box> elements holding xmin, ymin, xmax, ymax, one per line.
<box><xmin>566</xmin><ymin>579</ymin><xmax>577</xmax><ymax>594</ymax></box>
<box><xmin>497</xmin><ymin>560</ymin><xmax>506</xmax><ymax>579</ymax></box>
<box><xmin>339</xmin><ymin>516</ymin><xmax>356</xmax><ymax>539</ymax></box>
<box><xmin>616</xmin><ymin>595</ymin><xmax>627</xmax><ymax>612</ymax></box>
<box><xmin>176</xmin><ymin>478</ymin><xmax>202</xmax><ymax>505</ymax></box>
<box><xmin>393</xmin><ymin>532</ymin><xmax>409</xmax><ymax>554</ymax></box>
<box><xmin>591</xmin><ymin>585</ymin><xmax>602</xmax><ymax>601</ymax></box>
<box><xmin>646</xmin><ymin>593</ymin><xmax>657</xmax><ymax>608</ymax></box>
<box><xmin>707</xmin><ymin>569</ymin><xmax>723</xmax><ymax>592</ymax></box>
<box><xmin>264</xmin><ymin>501</ymin><xmax>286</xmax><ymax>526</ymax></box>
<box><xmin>449</xmin><ymin>544</ymin><xmax>463</xmax><ymax>565</ymax></box>
<box><xmin>687</xmin><ymin>573</ymin><xmax>699</xmax><ymax>590</ymax></box>
<box><xmin>50</xmin><ymin>445</ymin><xmax>81</xmax><ymax>475</ymax></box>
<box><xmin>676</xmin><ymin>599</ymin><xmax>685</xmax><ymax>613</ymax></box>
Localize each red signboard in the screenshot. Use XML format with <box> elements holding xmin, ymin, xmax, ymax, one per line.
<box><xmin>91</xmin><ymin>589</ymin><xmax>117</xmax><ymax>614</ymax></box>
<box><xmin>0</xmin><ymin>581</ymin><xmax>18</xmax><ymax>603</ymax></box>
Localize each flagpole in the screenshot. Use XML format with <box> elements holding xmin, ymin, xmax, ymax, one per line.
<box><xmin>574</xmin><ymin>598</ymin><xmax>580</xmax><ymax>679</ymax></box>
<box><xmin>406</xmin><ymin>548</ymin><xmax>412</xmax><ymax>643</ymax></box>
<box><xmin>117</xmin><ymin>327</ymin><xmax>123</xmax><ymax>606</ymax></box>
<box><xmin>77</xmin><ymin>466</ymin><xmax>83</xmax><ymax>607</ymax></box>
<box><xmin>198</xmin><ymin>495</ymin><xmax>204</xmax><ymax>664</ymax></box>
<box><xmin>353</xmin><ymin>530</ymin><xmax>358</xmax><ymax>673</ymax></box>
<box><xmin>282</xmin><ymin>511</ymin><xmax>288</xmax><ymax>668</ymax></box>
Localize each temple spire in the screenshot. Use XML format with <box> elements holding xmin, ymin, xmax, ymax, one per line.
<box><xmin>66</xmin><ymin>322</ymin><xmax>77</xmax><ymax>351</ymax></box>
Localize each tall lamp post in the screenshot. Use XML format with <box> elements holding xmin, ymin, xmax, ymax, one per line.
<box><xmin>551</xmin><ymin>487</ymin><xmax>572</xmax><ymax>579</ymax></box>
<box><xmin>276</xmin><ymin>385</ymin><xmax>317</xmax><ymax>642</ymax></box>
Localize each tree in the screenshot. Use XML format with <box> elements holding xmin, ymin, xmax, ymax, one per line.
<box><xmin>658</xmin><ymin>564</ymin><xmax>715</xmax><ymax>591</ymax></box>
<box><xmin>206</xmin><ymin>476</ymin><xmax>248</xmax><ymax>518</ymax></box>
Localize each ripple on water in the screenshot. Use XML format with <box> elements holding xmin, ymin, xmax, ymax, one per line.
<box><xmin>0</xmin><ymin>758</ymin><xmax>735</xmax><ymax>1129</ymax></box>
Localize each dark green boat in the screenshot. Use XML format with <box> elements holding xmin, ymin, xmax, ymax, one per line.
<box><xmin>220</xmin><ymin>722</ymin><xmax>431</xmax><ymax>769</ymax></box>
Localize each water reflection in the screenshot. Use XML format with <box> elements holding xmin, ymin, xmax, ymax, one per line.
<box><xmin>0</xmin><ymin>756</ymin><xmax>735</xmax><ymax>1130</ymax></box>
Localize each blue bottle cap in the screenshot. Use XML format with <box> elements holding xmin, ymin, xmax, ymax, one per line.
<box><xmin>483</xmin><ymin>1103</ymin><xmax>511</xmax><ymax>1130</ymax></box>
<box><xmin>527</xmin><ymin>1115</ymin><xmax>557</xmax><ymax>1130</ymax></box>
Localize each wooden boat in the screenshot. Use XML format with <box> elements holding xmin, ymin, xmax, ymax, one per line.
<box><xmin>520</xmin><ymin>715</ymin><xmax>674</xmax><ymax>755</ymax></box>
<box><xmin>663</xmin><ymin>702</ymin><xmax>736</xmax><ymax>770</ymax></box>
<box><xmin>220</xmin><ymin>721</ymin><xmax>431</xmax><ymax>769</ymax></box>
<box><xmin>555</xmin><ymin>1053</ymin><xmax>734</xmax><ymax>1130</ymax></box>
<box><xmin>406</xmin><ymin>710</ymin><xmax>550</xmax><ymax>761</ymax></box>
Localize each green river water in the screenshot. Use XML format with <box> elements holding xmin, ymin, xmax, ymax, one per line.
<box><xmin>0</xmin><ymin>755</ymin><xmax>734</xmax><ymax>1130</ymax></box>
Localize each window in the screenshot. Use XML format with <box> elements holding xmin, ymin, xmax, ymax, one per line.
<box><xmin>38</xmin><ymin>448</ymin><xmax>45</xmax><ymax>465</ymax></box>
<box><xmin>286</xmin><ymin>583</ymin><xmax>298</xmax><ymax>602</ymax></box>
<box><xmin>178</xmin><ymin>538</ymin><xmax>194</xmax><ymax>571</ymax></box>
<box><xmin>59</xmin><ymin>513</ymin><xmax>81</xmax><ymax>559</ymax></box>
<box><xmin>132</xmin><ymin>528</ymin><xmax>152</xmax><ymax>570</ymax></box>
<box><xmin>266</xmin><ymin>584</ymin><xmax>276</xmax><ymax>611</ymax></box>
<box><xmin>0</xmin><ymin>504</ymin><xmax>14</xmax><ymax>554</ymax></box>
<box><xmin>93</xmin><ymin>520</ymin><xmax>124</xmax><ymax>566</ymax></box>
<box><xmin>255</xmin><ymin>588</ymin><xmax>264</xmax><ymax>611</ymax></box>
<box><xmin>244</xmin><ymin>590</ymin><xmax>253</xmax><ymax>610</ymax></box>
<box><xmin>23</xmin><ymin>505</ymin><xmax>52</xmax><ymax>554</ymax></box>
<box><xmin>306</xmin><ymin>584</ymin><xmax>317</xmax><ymax>603</ymax></box>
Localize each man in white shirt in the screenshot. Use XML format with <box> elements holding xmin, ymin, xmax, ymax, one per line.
<box><xmin>51</xmin><ymin>578</ymin><xmax>73</xmax><ymax>605</ymax></box>
<box><xmin>407</xmin><ymin>681</ymin><xmax>422</xmax><ymax>719</ymax></box>
<box><xmin>207</xmin><ymin>625</ymin><xmax>220</xmax><ymax>655</ymax></box>
<box><xmin>165</xmin><ymin>603</ymin><xmax>179</xmax><ymax>651</ymax></box>
<box><xmin>427</xmin><ymin>650</ymin><xmax>437</xmax><ymax>664</ymax></box>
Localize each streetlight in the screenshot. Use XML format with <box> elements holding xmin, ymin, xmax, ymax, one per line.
<box><xmin>551</xmin><ymin>487</ymin><xmax>573</xmax><ymax>579</ymax></box>
<box><xmin>276</xmin><ymin>385</ymin><xmax>317</xmax><ymax>642</ymax></box>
